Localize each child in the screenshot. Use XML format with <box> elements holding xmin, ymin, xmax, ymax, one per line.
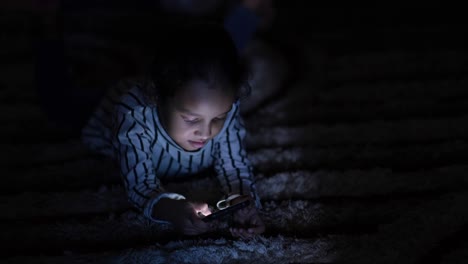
<box><xmin>81</xmin><ymin>23</ymin><xmax>265</xmax><ymax>239</ymax></box>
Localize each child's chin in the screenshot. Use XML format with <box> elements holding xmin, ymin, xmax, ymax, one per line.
<box><xmin>182</xmin><ymin>144</ymin><xmax>201</xmax><ymax>152</ymax></box>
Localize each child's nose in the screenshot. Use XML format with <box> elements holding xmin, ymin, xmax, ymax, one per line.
<box><xmin>196</xmin><ymin>123</ymin><xmax>212</xmax><ymax>138</ymax></box>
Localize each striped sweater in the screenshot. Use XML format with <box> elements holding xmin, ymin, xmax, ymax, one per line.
<box><xmin>82</xmin><ymin>79</ymin><xmax>259</xmax><ymax>223</ymax></box>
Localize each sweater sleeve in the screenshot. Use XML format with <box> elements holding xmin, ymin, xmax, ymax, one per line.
<box><xmin>112</xmin><ymin>105</ymin><xmax>185</xmax><ymax>223</ymax></box>
<box><xmin>213</xmin><ymin>107</ymin><xmax>261</xmax><ymax>208</ymax></box>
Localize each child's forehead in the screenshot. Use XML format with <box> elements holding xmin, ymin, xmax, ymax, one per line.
<box><xmin>170</xmin><ymin>80</ymin><xmax>235</xmax><ymax>116</ymax></box>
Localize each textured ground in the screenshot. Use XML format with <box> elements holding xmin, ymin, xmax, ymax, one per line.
<box><xmin>1</xmin><ymin>4</ymin><xmax>468</xmax><ymax>264</ymax></box>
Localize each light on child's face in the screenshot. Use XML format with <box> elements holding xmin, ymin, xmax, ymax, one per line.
<box><xmin>159</xmin><ymin>80</ymin><xmax>235</xmax><ymax>151</ymax></box>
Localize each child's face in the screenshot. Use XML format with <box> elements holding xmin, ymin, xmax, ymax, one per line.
<box><xmin>159</xmin><ymin>80</ymin><xmax>236</xmax><ymax>151</ymax></box>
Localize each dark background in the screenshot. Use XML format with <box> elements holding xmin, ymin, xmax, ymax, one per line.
<box><xmin>1</xmin><ymin>2</ymin><xmax>468</xmax><ymax>263</ymax></box>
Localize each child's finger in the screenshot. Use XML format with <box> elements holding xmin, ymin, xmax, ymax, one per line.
<box><xmin>230</xmin><ymin>228</ymin><xmax>242</xmax><ymax>238</ymax></box>
<box><xmin>230</xmin><ymin>228</ymin><xmax>244</xmax><ymax>239</ymax></box>
<box><xmin>231</xmin><ymin>227</ymin><xmax>255</xmax><ymax>240</ymax></box>
<box><xmin>191</xmin><ymin>202</ymin><xmax>212</xmax><ymax>215</ymax></box>
<box><xmin>247</xmin><ymin>225</ymin><xmax>264</xmax><ymax>235</ymax></box>
<box><xmin>238</xmin><ymin>228</ymin><xmax>255</xmax><ymax>239</ymax></box>
<box><xmin>192</xmin><ymin>219</ymin><xmax>216</xmax><ymax>235</ymax></box>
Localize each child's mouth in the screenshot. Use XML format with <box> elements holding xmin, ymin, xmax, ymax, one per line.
<box><xmin>188</xmin><ymin>140</ymin><xmax>205</xmax><ymax>149</ymax></box>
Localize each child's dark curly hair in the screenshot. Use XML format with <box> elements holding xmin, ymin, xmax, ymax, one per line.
<box><xmin>143</xmin><ymin>22</ymin><xmax>251</xmax><ymax>105</ymax></box>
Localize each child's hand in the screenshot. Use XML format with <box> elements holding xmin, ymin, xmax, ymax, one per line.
<box><xmin>175</xmin><ymin>201</ymin><xmax>218</xmax><ymax>235</ymax></box>
<box><xmin>153</xmin><ymin>199</ymin><xmax>217</xmax><ymax>236</ymax></box>
<box><xmin>229</xmin><ymin>196</ymin><xmax>265</xmax><ymax>239</ymax></box>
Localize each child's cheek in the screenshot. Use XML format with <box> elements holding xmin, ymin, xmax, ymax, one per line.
<box><xmin>212</xmin><ymin>122</ymin><xmax>224</xmax><ymax>136</ymax></box>
<box><xmin>182</xmin><ymin>122</ymin><xmax>198</xmax><ymax>134</ymax></box>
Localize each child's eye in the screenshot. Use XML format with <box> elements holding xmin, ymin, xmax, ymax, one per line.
<box><xmin>184</xmin><ymin>118</ymin><xmax>200</xmax><ymax>124</ymax></box>
<box><xmin>180</xmin><ymin>115</ymin><xmax>198</xmax><ymax>124</ymax></box>
<box><xmin>214</xmin><ymin>117</ymin><xmax>226</xmax><ymax>122</ymax></box>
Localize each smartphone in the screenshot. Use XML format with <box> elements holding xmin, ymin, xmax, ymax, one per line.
<box><xmin>201</xmin><ymin>200</ymin><xmax>250</xmax><ymax>222</ymax></box>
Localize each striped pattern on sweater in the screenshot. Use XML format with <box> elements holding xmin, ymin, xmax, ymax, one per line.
<box><xmin>82</xmin><ymin>79</ymin><xmax>259</xmax><ymax>222</ymax></box>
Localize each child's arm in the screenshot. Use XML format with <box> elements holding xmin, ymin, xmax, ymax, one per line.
<box><xmin>213</xmin><ymin>103</ymin><xmax>261</xmax><ymax>207</ymax></box>
<box><xmin>213</xmin><ymin>104</ymin><xmax>265</xmax><ymax>238</ymax></box>
<box><xmin>112</xmin><ymin>105</ymin><xmax>185</xmax><ymax>224</ymax></box>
